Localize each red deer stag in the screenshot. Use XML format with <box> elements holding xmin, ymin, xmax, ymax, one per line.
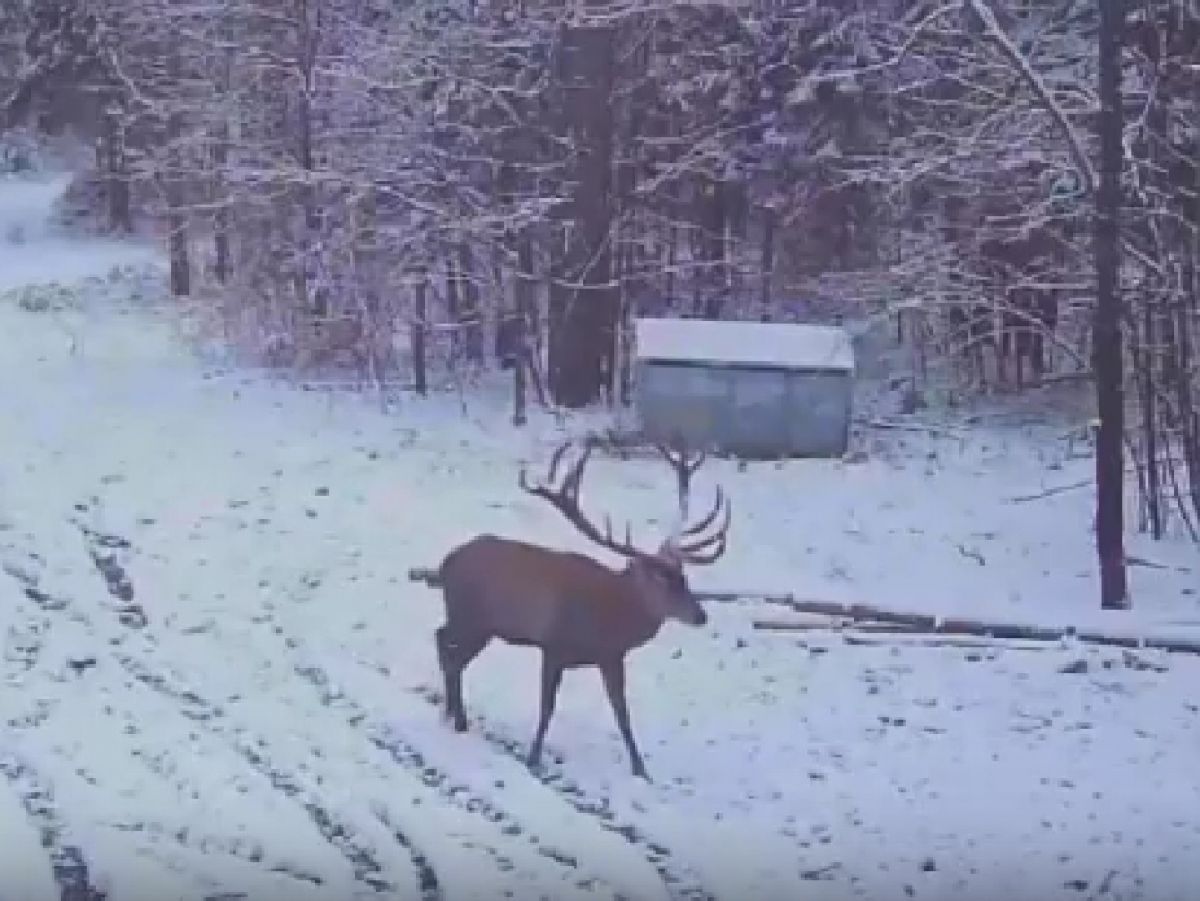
<box><xmin>410</xmin><ymin>439</ymin><xmax>731</xmax><ymax>780</ymax></box>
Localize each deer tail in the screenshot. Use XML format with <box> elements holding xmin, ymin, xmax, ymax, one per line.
<box><xmin>408</xmin><ymin>566</ymin><xmax>443</xmax><ymax>588</ymax></box>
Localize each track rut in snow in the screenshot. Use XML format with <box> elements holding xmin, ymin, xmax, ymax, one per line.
<box><xmin>114</xmin><ymin>651</ymin><xmax>413</xmax><ymax>896</ymax></box>
<box><xmin>26</xmin><ymin>514</ymin><xmax>437</xmax><ymax>901</ymax></box>
<box><xmin>0</xmin><ymin>751</ymin><xmax>107</xmax><ymax>901</ymax></box>
<box><xmin>284</xmin><ymin>654</ymin><xmax>616</xmax><ymax>897</ymax></box>
<box><xmin>410</xmin><ymin>684</ymin><xmax>717</xmax><ymax>901</ymax></box>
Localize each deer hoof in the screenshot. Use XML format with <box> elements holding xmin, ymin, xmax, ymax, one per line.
<box><xmin>632</xmin><ymin>764</ymin><xmax>651</xmax><ymax>782</ymax></box>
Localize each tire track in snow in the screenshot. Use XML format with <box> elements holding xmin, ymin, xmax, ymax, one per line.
<box><xmin>3</xmin><ymin>544</ymin><xmax>336</xmax><ymax>895</ymax></box>
<box><xmin>109</xmin><ymin>652</ymin><xmax>427</xmax><ymax>897</ymax></box>
<box><xmin>249</xmin><ymin>604</ymin><xmax>628</xmax><ymax>900</ymax></box>
<box><xmin>109</xmin><ymin>624</ymin><xmax>428</xmax><ymax>899</ymax></box>
<box><xmin>72</xmin><ymin>516</ymin><xmax>147</xmax><ymax>628</ymax></box>
<box><xmin>0</xmin><ymin>751</ymin><xmax>106</xmax><ymax>901</ymax></box>
<box><xmin>70</xmin><ymin>501</ymin><xmax>608</xmax><ymax>901</ymax></box>
<box><xmin>29</xmin><ymin>514</ymin><xmax>434</xmax><ymax>901</ymax></box>
<box><xmin>66</xmin><ymin>503</ymin><xmax>663</xmax><ymax>900</ymax></box>
<box><xmin>286</xmin><ymin>655</ymin><xmax>615</xmax><ymax>897</ymax></box>
<box><xmin>410</xmin><ymin>684</ymin><xmax>717</xmax><ymax>901</ymax></box>
<box><xmin>2</xmin><ymin>560</ymin><xmax>52</xmax><ymax>684</ymax></box>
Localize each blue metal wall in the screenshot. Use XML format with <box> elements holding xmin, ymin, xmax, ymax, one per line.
<box><xmin>634</xmin><ymin>361</ymin><xmax>852</xmax><ymax>458</ymax></box>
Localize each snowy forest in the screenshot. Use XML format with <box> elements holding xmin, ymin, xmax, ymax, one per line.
<box><xmin>1</xmin><ymin>1</ymin><xmax>1199</xmax><ymax>899</ymax></box>
<box><xmin>5</xmin><ymin>0</ymin><xmax>1198</xmax><ymax>603</ymax></box>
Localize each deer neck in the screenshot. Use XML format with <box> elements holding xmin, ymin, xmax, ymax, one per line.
<box><xmin>614</xmin><ymin>568</ymin><xmax>665</xmax><ymax>650</ymax></box>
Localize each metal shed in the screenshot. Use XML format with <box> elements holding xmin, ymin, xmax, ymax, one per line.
<box><xmin>633</xmin><ymin>317</ymin><xmax>855</xmax><ymax>459</ymax></box>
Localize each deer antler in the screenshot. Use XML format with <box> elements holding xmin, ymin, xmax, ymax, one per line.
<box><xmin>672</xmin><ymin>486</ymin><xmax>731</xmax><ymax>565</ymax></box>
<box><xmin>654</xmin><ymin>435</ymin><xmax>730</xmax><ymax>565</ymax></box>
<box><xmin>519</xmin><ymin>439</ymin><xmax>642</xmax><ymax>559</ymax></box>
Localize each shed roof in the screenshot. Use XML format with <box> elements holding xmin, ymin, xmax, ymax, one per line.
<box><xmin>634</xmin><ymin>317</ymin><xmax>854</xmax><ymax>372</ymax></box>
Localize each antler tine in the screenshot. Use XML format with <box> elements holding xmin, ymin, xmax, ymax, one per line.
<box><xmin>603</xmin><ymin>512</ymin><xmax>638</xmax><ymax>552</ymax></box>
<box><xmin>547</xmin><ymin>440</ymin><xmax>574</xmax><ymax>484</ymax></box>
<box><xmin>563</xmin><ymin>441</ymin><xmax>592</xmax><ymax>501</ymax></box>
<box><xmin>678</xmin><ymin>528</ymin><xmax>728</xmax><ymax>565</ymax></box>
<box><xmin>678</xmin><ymin>485</ymin><xmax>725</xmax><ymax>538</ymax></box>
<box><xmin>519</xmin><ymin>438</ymin><xmax>642</xmax><ymax>559</ymax></box>
<box><xmin>520</xmin><ymin>440</ymin><xmax>572</xmax><ymax>493</ymax></box>
<box><xmin>675</xmin><ymin>489</ymin><xmax>732</xmax><ymax>565</ymax></box>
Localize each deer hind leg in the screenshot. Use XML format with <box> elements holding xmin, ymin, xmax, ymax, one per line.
<box><xmin>526</xmin><ymin>652</ymin><xmax>565</xmax><ymax>770</ymax></box>
<box><xmin>599</xmin><ymin>659</ymin><xmax>648</xmax><ymax>780</ymax></box>
<box><xmin>435</xmin><ymin>625</ymin><xmax>489</xmax><ymax>732</ymax></box>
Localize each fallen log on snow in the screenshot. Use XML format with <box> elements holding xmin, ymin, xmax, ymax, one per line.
<box><xmin>752</xmin><ymin>618</ymin><xmax>921</xmax><ymax>635</ymax></box>
<box><xmin>700</xmin><ymin>591</ymin><xmax>1200</xmax><ymax>656</ymax></box>
<box><xmin>752</xmin><ymin>620</ymin><xmax>1058</xmax><ymax>652</ymax></box>
<box><xmin>839</xmin><ymin>632</ymin><xmax>1054</xmax><ymax>652</ymax></box>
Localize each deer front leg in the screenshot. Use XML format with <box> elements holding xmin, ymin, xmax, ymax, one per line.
<box><xmin>600</xmin><ymin>659</ymin><xmax>649</xmax><ymax>780</ymax></box>
<box><xmin>527</xmin><ymin>652</ymin><xmax>564</xmax><ymax>770</ymax></box>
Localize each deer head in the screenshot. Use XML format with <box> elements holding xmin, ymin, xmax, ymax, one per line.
<box><xmin>519</xmin><ymin>439</ymin><xmax>730</xmax><ymax>626</ymax></box>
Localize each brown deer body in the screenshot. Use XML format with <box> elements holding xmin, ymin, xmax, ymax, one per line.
<box><xmin>412</xmin><ymin>441</ymin><xmax>730</xmax><ymax>780</ymax></box>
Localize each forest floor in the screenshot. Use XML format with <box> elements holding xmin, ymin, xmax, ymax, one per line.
<box><xmin>2</xmin><ymin>173</ymin><xmax>1198</xmax><ymax>901</ymax></box>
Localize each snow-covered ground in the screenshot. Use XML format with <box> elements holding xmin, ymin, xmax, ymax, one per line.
<box><xmin>2</xmin><ymin>174</ymin><xmax>1198</xmax><ymax>901</ymax></box>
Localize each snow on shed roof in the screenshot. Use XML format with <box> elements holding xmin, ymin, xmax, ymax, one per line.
<box><xmin>634</xmin><ymin>317</ymin><xmax>854</xmax><ymax>372</ymax></box>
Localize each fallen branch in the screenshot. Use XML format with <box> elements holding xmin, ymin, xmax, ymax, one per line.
<box><xmin>840</xmin><ymin>632</ymin><xmax>1055</xmax><ymax>652</ymax></box>
<box><xmin>839</xmin><ymin>620</ymin><xmax>922</xmax><ymax>633</ymax></box>
<box><xmin>751</xmin><ymin>618</ymin><xmax>854</xmax><ymax>632</ymax></box>
<box><xmin>700</xmin><ymin>591</ymin><xmax>1200</xmax><ymax>656</ymax></box>
<box><xmin>753</xmin><ymin>619</ymin><xmax>924</xmax><ymax>634</ymax></box>
<box><xmin>1125</xmin><ymin>554</ymin><xmax>1192</xmax><ymax>574</ymax></box>
<box><xmin>754</xmin><ymin>620</ymin><xmax>1058</xmax><ymax>651</ymax></box>
<box><xmin>855</xmin><ymin>417</ymin><xmax>965</xmax><ymax>440</ymax></box>
<box><xmin>1006</xmin><ymin>479</ymin><xmax>1092</xmax><ymax>504</ymax></box>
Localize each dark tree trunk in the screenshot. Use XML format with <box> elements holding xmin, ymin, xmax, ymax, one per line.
<box><xmin>694</xmin><ymin>177</ymin><xmax>728</xmax><ymax>318</ymax></box>
<box><xmin>1179</xmin><ymin>260</ymin><xmax>1200</xmax><ymax>525</ymax></box>
<box><xmin>412</xmin><ymin>276</ymin><xmax>428</xmax><ymax>396</ymax></box>
<box><xmin>354</xmin><ymin>187</ymin><xmax>386</xmax><ymax>388</ymax></box>
<box><xmin>512</xmin><ymin>235</ymin><xmax>535</xmax><ymax>426</ymax></box>
<box><xmin>1140</xmin><ymin>292</ymin><xmax>1161</xmax><ymax>538</ymax></box>
<box><xmin>547</xmin><ymin>24</ymin><xmax>616</xmax><ymax>409</ymax></box>
<box><xmin>167</xmin><ymin>203</ymin><xmax>190</xmax><ymax>296</ymax></box>
<box><xmin>445</xmin><ymin>252</ymin><xmax>461</xmax><ymax>355</ymax></box>
<box><xmin>1093</xmin><ymin>0</ymin><xmax>1129</xmax><ymax>609</ymax></box>
<box><xmin>665</xmin><ymin>218</ymin><xmax>677</xmax><ymax>311</ymax></box>
<box><xmin>102</xmin><ymin>100</ymin><xmax>131</xmax><ymax>234</ymax></box>
<box><xmin>213</xmin><ymin>165</ymin><xmax>231</xmax><ymax>285</ymax></box>
<box><xmin>164</xmin><ymin>57</ymin><xmax>190</xmax><ymax>298</ymax></box>
<box><xmin>760</xmin><ymin>205</ymin><xmax>776</xmax><ymax>321</ymax></box>
<box><xmin>618</xmin><ymin>234</ymin><xmax>635</xmax><ymax>407</ymax></box>
<box><xmin>295</xmin><ymin>5</ymin><xmax>320</xmax><ymax>317</ymax></box>
<box><xmin>456</xmin><ymin>241</ymin><xmax>484</xmax><ymax>364</ymax></box>
<box><xmin>213</xmin><ymin>18</ymin><xmax>233</xmax><ymax>285</ymax></box>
